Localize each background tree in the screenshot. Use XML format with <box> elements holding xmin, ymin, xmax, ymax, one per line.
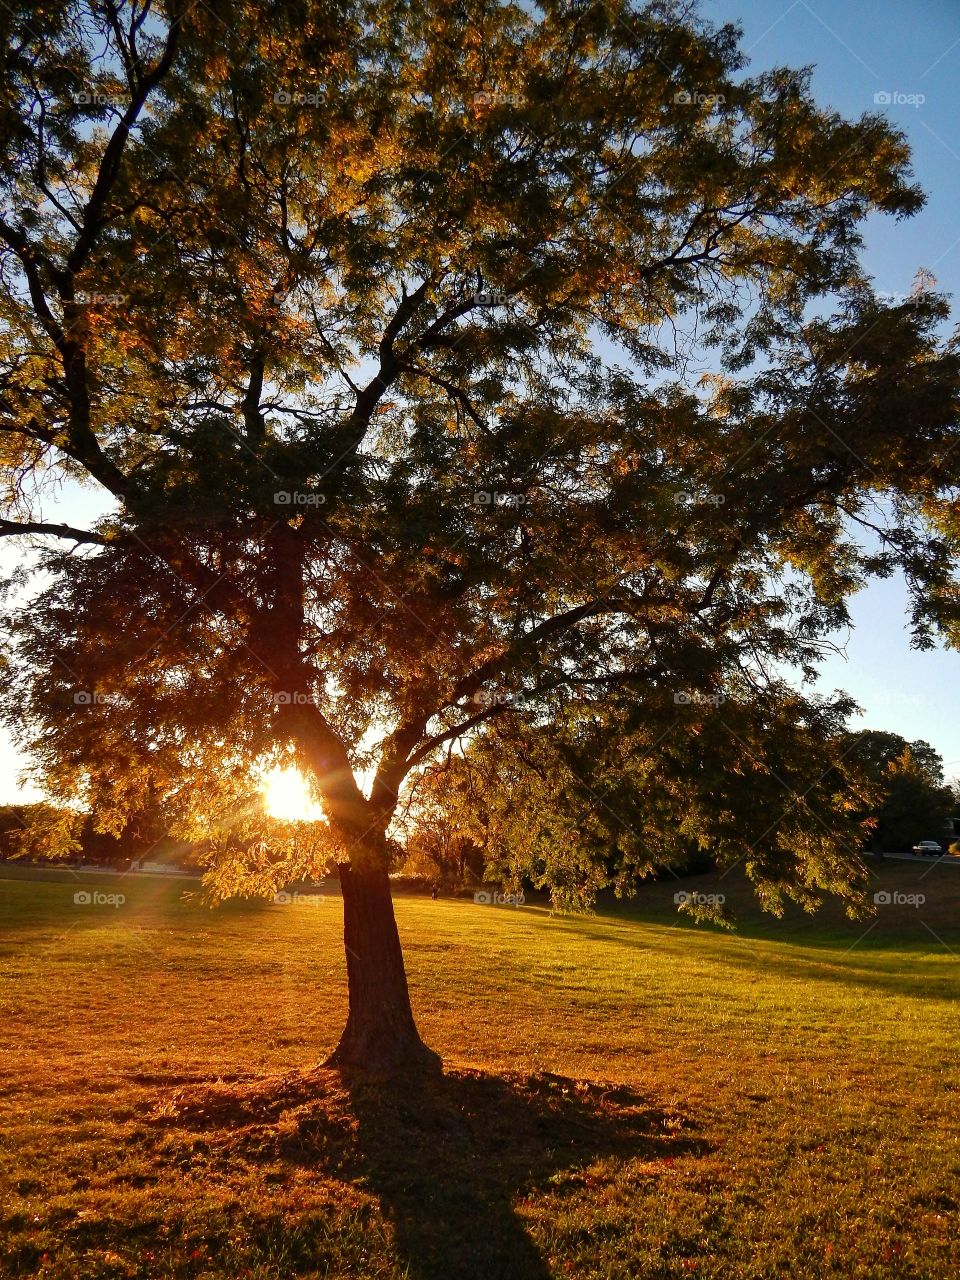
<box><xmin>844</xmin><ymin>729</ymin><xmax>946</xmax><ymax>787</ymax></box>
<box><xmin>2</xmin><ymin>0</ymin><xmax>959</xmax><ymax>1071</ymax></box>
<box><xmin>843</xmin><ymin>730</ymin><xmax>955</xmax><ymax>852</ymax></box>
<box><xmin>873</xmin><ymin>748</ymin><xmax>955</xmax><ymax>852</ymax></box>
<box><xmin>398</xmin><ymin>764</ymin><xmax>486</xmax><ymax>890</ymax></box>
<box><xmin>0</xmin><ymin>802</ymin><xmax>81</xmax><ymax>862</ymax></box>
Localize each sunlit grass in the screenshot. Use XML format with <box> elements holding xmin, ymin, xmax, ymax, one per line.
<box><xmin>0</xmin><ymin>860</ymin><xmax>958</xmax><ymax>1278</ymax></box>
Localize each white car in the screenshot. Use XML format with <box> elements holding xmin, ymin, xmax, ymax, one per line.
<box><xmin>912</xmin><ymin>840</ymin><xmax>943</xmax><ymax>856</ymax></box>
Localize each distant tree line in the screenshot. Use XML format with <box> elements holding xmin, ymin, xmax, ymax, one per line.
<box><xmin>3</xmin><ymin>725</ymin><xmax>957</xmax><ymax>882</ymax></box>
<box><xmin>0</xmin><ymin>798</ymin><xmax>346</xmax><ymax>896</ymax></box>
<box><xmin>0</xmin><ymin>801</ymin><xmax>198</xmax><ymax>869</ymax></box>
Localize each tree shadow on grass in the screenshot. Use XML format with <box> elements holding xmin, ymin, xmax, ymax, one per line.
<box><xmin>155</xmin><ymin>1064</ymin><xmax>709</xmax><ymax>1280</ymax></box>
<box><xmin>339</xmin><ymin>1068</ymin><xmax>710</xmax><ymax>1280</ymax></box>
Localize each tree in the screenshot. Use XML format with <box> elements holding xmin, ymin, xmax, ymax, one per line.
<box><xmin>843</xmin><ymin>731</ymin><xmax>955</xmax><ymax>852</ymax></box>
<box><xmin>873</xmin><ymin>747</ymin><xmax>954</xmax><ymax>853</ymax></box>
<box><xmin>844</xmin><ymin>729</ymin><xmax>945</xmax><ymax>787</ymax></box>
<box><xmin>0</xmin><ymin>802</ymin><xmax>81</xmax><ymax>862</ymax></box>
<box><xmin>2</xmin><ymin>0</ymin><xmax>959</xmax><ymax>1072</ymax></box>
<box><xmin>398</xmin><ymin>765</ymin><xmax>486</xmax><ymax>889</ymax></box>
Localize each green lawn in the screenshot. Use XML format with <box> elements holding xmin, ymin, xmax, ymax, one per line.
<box><xmin>0</xmin><ymin>860</ymin><xmax>958</xmax><ymax>1279</ymax></box>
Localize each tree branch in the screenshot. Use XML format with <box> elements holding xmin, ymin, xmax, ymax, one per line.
<box><xmin>371</xmin><ymin>598</ymin><xmax>634</xmax><ymax>800</ymax></box>
<box><xmin>65</xmin><ymin>12</ymin><xmax>182</xmax><ymax>275</ymax></box>
<box><xmin>341</xmin><ymin>278</ymin><xmax>434</xmax><ymax>449</ymax></box>
<box><xmin>445</xmin><ymin>598</ymin><xmax>626</xmax><ymax>708</ymax></box>
<box><xmin>0</xmin><ymin>518</ymin><xmax>107</xmax><ymax>545</ymax></box>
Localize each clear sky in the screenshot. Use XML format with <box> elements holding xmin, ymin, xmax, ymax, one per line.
<box><xmin>699</xmin><ymin>0</ymin><xmax>960</xmax><ymax>779</ymax></box>
<box><xmin>2</xmin><ymin>0</ymin><xmax>960</xmax><ymax>800</ymax></box>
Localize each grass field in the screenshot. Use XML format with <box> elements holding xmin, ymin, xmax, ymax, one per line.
<box><xmin>1</xmin><ymin>859</ymin><xmax>959</xmax><ymax>1279</ymax></box>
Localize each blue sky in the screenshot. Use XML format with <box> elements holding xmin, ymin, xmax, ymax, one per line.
<box><xmin>700</xmin><ymin>0</ymin><xmax>960</xmax><ymax>779</ymax></box>
<box><xmin>2</xmin><ymin>0</ymin><xmax>960</xmax><ymax>800</ymax></box>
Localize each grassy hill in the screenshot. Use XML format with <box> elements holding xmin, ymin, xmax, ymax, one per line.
<box><xmin>0</xmin><ymin>861</ymin><xmax>958</xmax><ymax>1278</ymax></box>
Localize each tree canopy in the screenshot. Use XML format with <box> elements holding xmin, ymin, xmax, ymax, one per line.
<box><xmin>841</xmin><ymin>731</ymin><xmax>956</xmax><ymax>853</ymax></box>
<box><xmin>2</xmin><ymin>0</ymin><xmax>959</xmax><ymax>1063</ymax></box>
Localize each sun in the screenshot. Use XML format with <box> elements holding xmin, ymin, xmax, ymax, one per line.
<box><xmin>262</xmin><ymin>766</ymin><xmax>326</xmax><ymax>822</ymax></box>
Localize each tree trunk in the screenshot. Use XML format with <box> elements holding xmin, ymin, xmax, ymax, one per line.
<box><xmin>326</xmin><ymin>856</ymin><xmax>440</xmax><ymax>1074</ymax></box>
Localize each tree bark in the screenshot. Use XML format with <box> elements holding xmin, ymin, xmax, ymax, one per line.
<box><xmin>326</xmin><ymin>853</ymin><xmax>440</xmax><ymax>1074</ymax></box>
<box><xmin>284</xmin><ymin>694</ymin><xmax>438</xmax><ymax>1074</ymax></box>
